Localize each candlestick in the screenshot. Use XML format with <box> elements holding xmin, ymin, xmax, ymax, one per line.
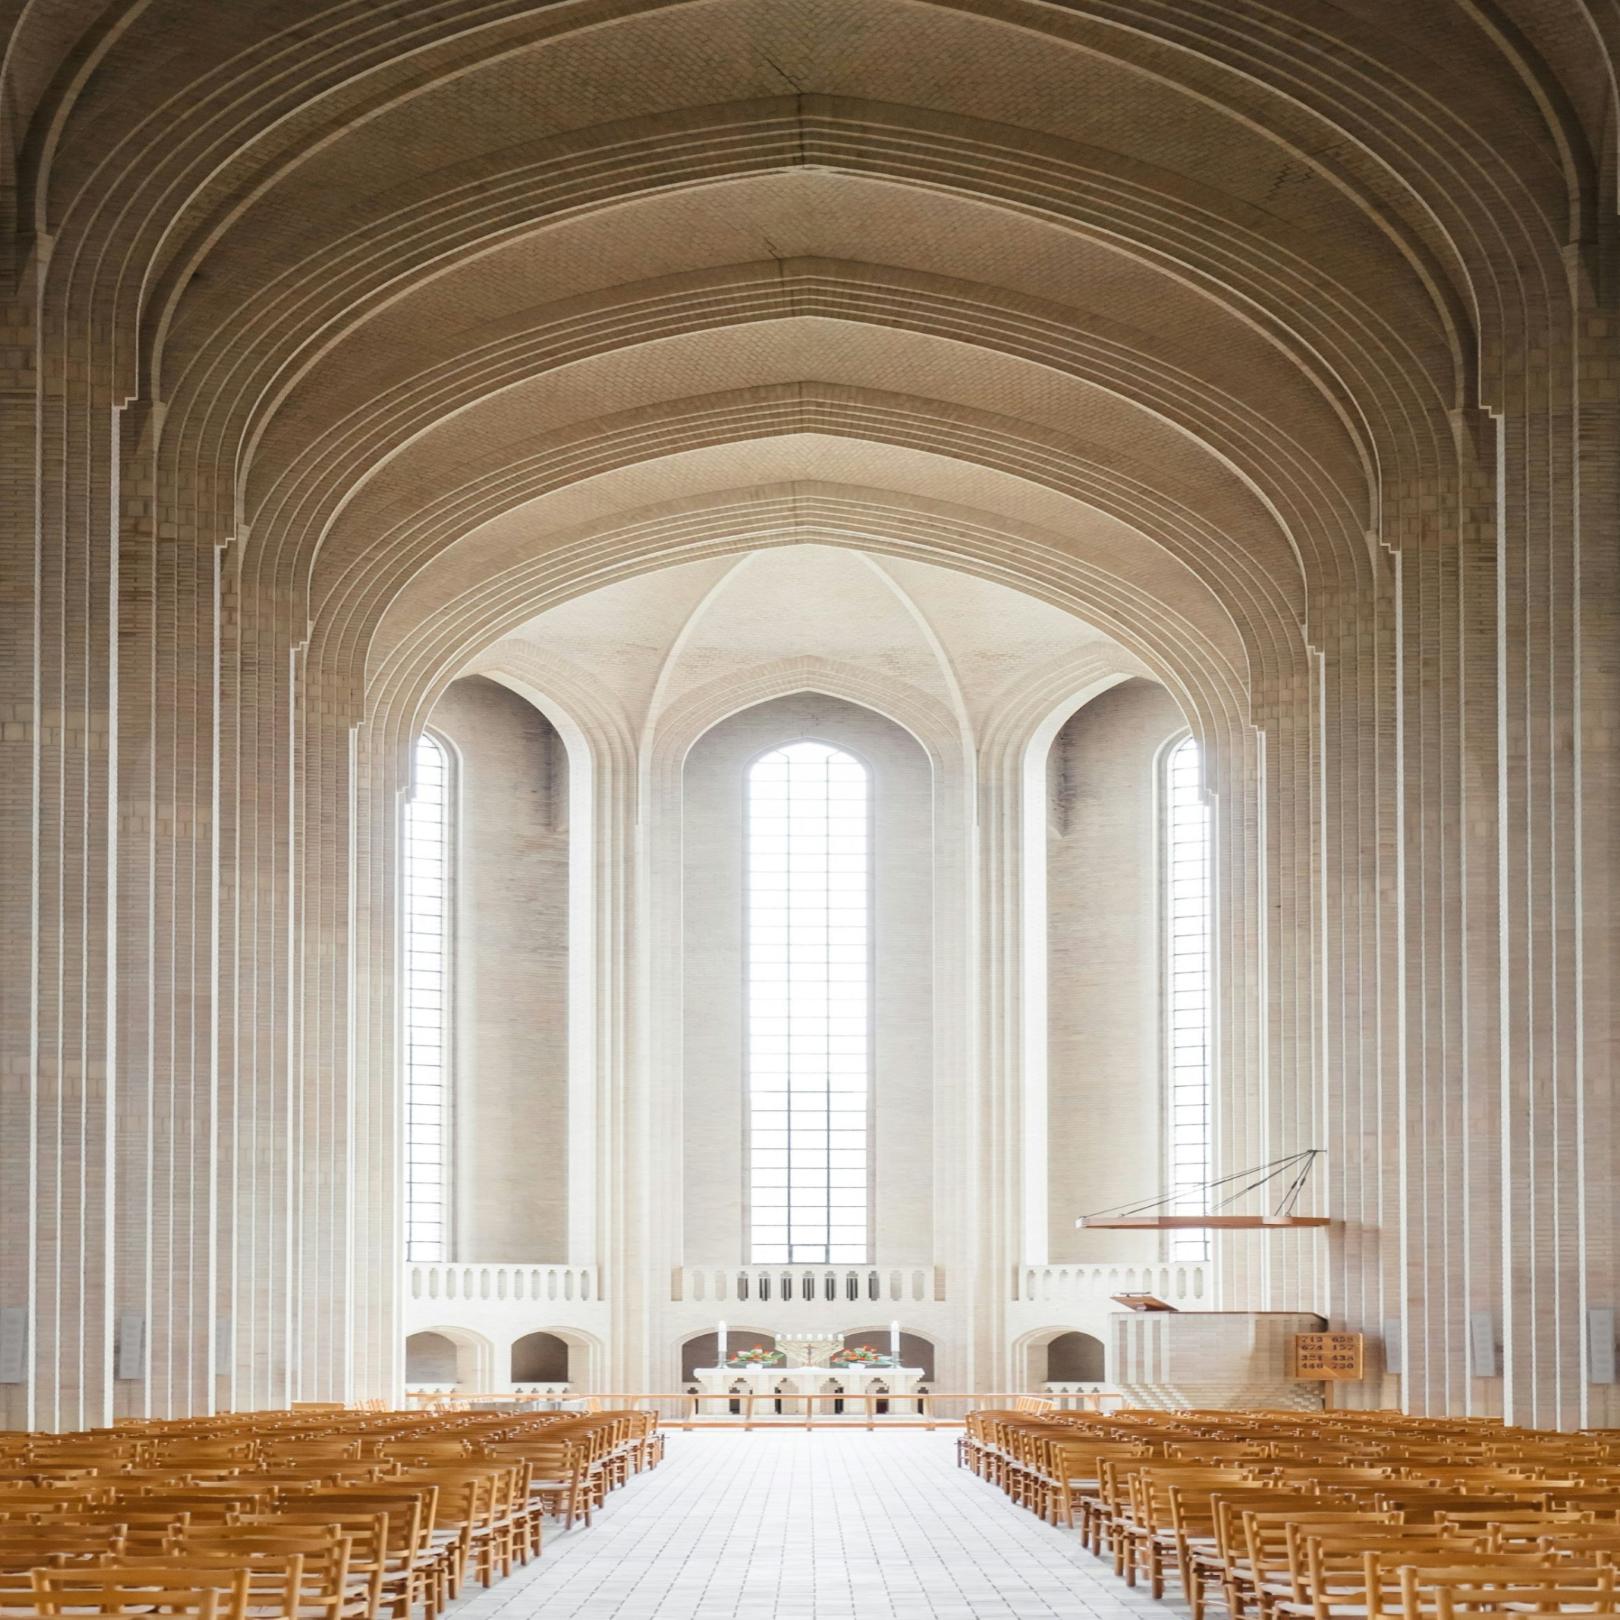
<box><xmin>718</xmin><ymin>1320</ymin><xmax>727</xmax><ymax>1364</ymax></box>
<box><xmin>890</xmin><ymin>1320</ymin><xmax>900</xmax><ymax>1364</ymax></box>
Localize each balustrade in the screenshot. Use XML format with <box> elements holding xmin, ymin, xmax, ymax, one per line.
<box><xmin>674</xmin><ymin>1265</ymin><xmax>942</xmax><ymax>1305</ymax></box>
<box><xmin>1015</xmin><ymin>1261</ymin><xmax>1207</xmax><ymax>1304</ymax></box>
<box><xmin>406</xmin><ymin>1262</ymin><xmax>601</xmax><ymax>1303</ymax></box>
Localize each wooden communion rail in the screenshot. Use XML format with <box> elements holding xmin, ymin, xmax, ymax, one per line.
<box><xmin>405</xmin><ymin>1391</ymin><xmax>1110</xmax><ymax>1428</ymax></box>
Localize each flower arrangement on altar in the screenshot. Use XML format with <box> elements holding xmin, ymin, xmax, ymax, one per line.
<box><xmin>832</xmin><ymin>1344</ymin><xmax>894</xmax><ymax>1366</ymax></box>
<box><xmin>726</xmin><ymin>1345</ymin><xmax>783</xmax><ymax>1366</ymax></box>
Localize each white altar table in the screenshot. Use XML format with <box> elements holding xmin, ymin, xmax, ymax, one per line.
<box><xmin>692</xmin><ymin>1364</ymin><xmax>925</xmax><ymax>1416</ymax></box>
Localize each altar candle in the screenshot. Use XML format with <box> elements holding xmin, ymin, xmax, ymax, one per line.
<box><xmin>890</xmin><ymin>1320</ymin><xmax>900</xmax><ymax>1363</ymax></box>
<box><xmin>718</xmin><ymin>1321</ymin><xmax>727</xmax><ymax>1364</ymax></box>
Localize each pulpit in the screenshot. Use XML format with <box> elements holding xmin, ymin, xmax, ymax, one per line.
<box><xmin>1109</xmin><ymin>1310</ymin><xmax>1328</xmax><ymax>1410</ymax></box>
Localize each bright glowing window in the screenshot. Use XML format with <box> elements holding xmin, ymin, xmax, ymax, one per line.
<box><xmin>404</xmin><ymin>732</ymin><xmax>451</xmax><ymax>1262</ymax></box>
<box><xmin>746</xmin><ymin>741</ymin><xmax>871</xmax><ymax>1264</ymax></box>
<box><xmin>1164</xmin><ymin>735</ymin><xmax>1212</xmax><ymax>1263</ymax></box>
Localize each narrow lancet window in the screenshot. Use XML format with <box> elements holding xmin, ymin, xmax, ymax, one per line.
<box><xmin>1164</xmin><ymin>735</ymin><xmax>1212</xmax><ymax>1262</ymax></box>
<box><xmin>747</xmin><ymin>742</ymin><xmax>871</xmax><ymax>1264</ymax></box>
<box><xmin>404</xmin><ymin>732</ymin><xmax>451</xmax><ymax>1262</ymax></box>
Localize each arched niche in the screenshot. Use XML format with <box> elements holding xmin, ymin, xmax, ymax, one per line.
<box><xmin>840</xmin><ymin>1329</ymin><xmax>935</xmax><ymax>1382</ymax></box>
<box><xmin>509</xmin><ymin>1331</ymin><xmax>571</xmax><ymax>1385</ymax></box>
<box><xmin>1016</xmin><ymin>1325</ymin><xmax>1109</xmax><ymax>1389</ymax></box>
<box><xmin>1045</xmin><ymin>1331</ymin><xmax>1107</xmax><ymax>1384</ymax></box>
<box><xmin>404</xmin><ymin>1326</ymin><xmax>493</xmax><ymax>1391</ymax></box>
<box><xmin>680</xmin><ymin>1329</ymin><xmax>778</xmax><ymax>1383</ymax></box>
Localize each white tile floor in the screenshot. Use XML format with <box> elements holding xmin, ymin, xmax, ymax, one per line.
<box><xmin>458</xmin><ymin>1429</ymin><xmax>1183</xmax><ymax>1620</ymax></box>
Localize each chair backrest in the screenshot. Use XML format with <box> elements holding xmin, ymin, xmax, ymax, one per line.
<box><xmin>0</xmin><ymin>1530</ymin><xmax>128</xmax><ymax>1560</ymax></box>
<box><xmin>100</xmin><ymin>1553</ymin><xmax>304</xmax><ymax>1618</ymax></box>
<box><xmin>182</xmin><ymin>1525</ymin><xmax>351</xmax><ymax>1594</ymax></box>
<box><xmin>1242</xmin><ymin>1509</ymin><xmax>1400</xmax><ymax>1591</ymax></box>
<box><xmin>30</xmin><ymin>1564</ymin><xmax>248</xmax><ymax>1620</ymax></box>
<box><xmin>45</xmin><ymin>1510</ymin><xmax>189</xmax><ymax>1551</ymax></box>
<box><xmin>1398</xmin><ymin>1559</ymin><xmax>1615</xmax><ymax>1620</ymax></box>
<box><xmin>315</xmin><ymin>1486</ymin><xmax>435</xmax><ymax>1550</ymax></box>
<box><xmin>1297</xmin><ymin>1532</ymin><xmax>1486</xmax><ymax>1600</ymax></box>
<box><xmin>260</xmin><ymin>1442</ymin><xmax>362</xmax><ymax>1464</ymax></box>
<box><xmin>258</xmin><ymin>1510</ymin><xmax>388</xmax><ymax>1573</ymax></box>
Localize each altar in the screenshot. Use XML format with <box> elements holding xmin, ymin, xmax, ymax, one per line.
<box><xmin>693</xmin><ymin>1364</ymin><xmax>925</xmax><ymax>1414</ymax></box>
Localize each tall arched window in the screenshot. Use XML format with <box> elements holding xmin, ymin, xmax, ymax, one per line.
<box><xmin>1163</xmin><ymin>735</ymin><xmax>1212</xmax><ymax>1262</ymax></box>
<box><xmin>404</xmin><ymin>732</ymin><xmax>452</xmax><ymax>1262</ymax></box>
<box><xmin>746</xmin><ymin>741</ymin><xmax>871</xmax><ymax>1264</ymax></box>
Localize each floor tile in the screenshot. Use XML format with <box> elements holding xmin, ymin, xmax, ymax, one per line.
<box><xmin>460</xmin><ymin>1429</ymin><xmax>1186</xmax><ymax>1620</ymax></box>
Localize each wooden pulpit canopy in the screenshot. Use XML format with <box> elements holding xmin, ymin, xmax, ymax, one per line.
<box><xmin>1075</xmin><ymin>1148</ymin><xmax>1331</xmax><ymax>1231</ymax></box>
<box><xmin>1079</xmin><ymin>1213</ymin><xmax>1331</xmax><ymax>1229</ymax></box>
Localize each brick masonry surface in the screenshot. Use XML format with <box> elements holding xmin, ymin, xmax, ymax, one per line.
<box><xmin>1</xmin><ymin>0</ymin><xmax>1617</xmax><ymax>1429</ymax></box>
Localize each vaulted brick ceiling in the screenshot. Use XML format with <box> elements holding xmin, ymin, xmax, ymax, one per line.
<box><xmin>9</xmin><ymin>0</ymin><xmax>1590</xmax><ymax>724</ymax></box>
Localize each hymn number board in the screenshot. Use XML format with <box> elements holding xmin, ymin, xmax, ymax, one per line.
<box><xmin>1290</xmin><ymin>1331</ymin><xmax>1365</xmax><ymax>1380</ymax></box>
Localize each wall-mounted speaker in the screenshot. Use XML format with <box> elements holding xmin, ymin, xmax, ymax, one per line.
<box><xmin>1382</xmin><ymin>1317</ymin><xmax>1403</xmax><ymax>1375</ymax></box>
<box><xmin>1469</xmin><ymin>1310</ymin><xmax>1498</xmax><ymax>1377</ymax></box>
<box><xmin>1589</xmin><ymin>1308</ymin><xmax>1617</xmax><ymax>1384</ymax></box>
<box><xmin>115</xmin><ymin>1314</ymin><xmax>146</xmax><ymax>1381</ymax></box>
<box><xmin>0</xmin><ymin>1308</ymin><xmax>25</xmax><ymax>1384</ymax></box>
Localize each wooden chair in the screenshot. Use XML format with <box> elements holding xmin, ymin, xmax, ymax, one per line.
<box><xmin>1278</xmin><ymin>1535</ymin><xmax>1491</xmax><ymax>1620</ymax></box>
<box><xmin>1433</xmin><ymin>1510</ymin><xmax>1593</xmax><ymax>1549</ymax></box>
<box><xmin>110</xmin><ymin>1491</ymin><xmax>273</xmax><ymax>1522</ymax></box>
<box><xmin>1044</xmin><ymin>1438</ymin><xmax>1151</xmax><ymax>1536</ymax></box>
<box><xmin>0</xmin><ymin>1531</ymin><xmax>127</xmax><ymax>1560</ymax></box>
<box><xmin>1116</xmin><ymin>1467</ymin><xmax>1261</xmax><ymax>1593</ymax></box>
<box><xmin>1197</xmin><ymin>1491</ymin><xmax>1340</xmax><ymax>1620</ymax></box>
<box><xmin>481</xmin><ymin>1439</ymin><xmax>585</xmax><ymax>1533</ymax></box>
<box><xmin>296</xmin><ymin>1488</ymin><xmax>437</xmax><ymax>1614</ymax></box>
<box><xmin>1237</xmin><ymin>1510</ymin><xmax>1401</xmax><ymax>1620</ymax></box>
<box><xmin>0</xmin><ymin>1551</ymin><xmax>124</xmax><ymax>1616</ymax></box>
<box><xmin>259</xmin><ymin>1443</ymin><xmax>363</xmax><ymax>1467</ymax></box>
<box><xmin>1398</xmin><ymin>1561</ymin><xmax>1617</xmax><ymax>1620</ymax></box>
<box><xmin>1375</xmin><ymin>1494</ymin><xmax>1546</xmax><ymax>1524</ymax></box>
<box><xmin>251</xmin><ymin>1518</ymin><xmax>387</xmax><ymax>1620</ymax></box>
<box><xmin>89</xmin><ymin>1554</ymin><xmax>305</xmax><ymax>1620</ymax></box>
<box><xmin>0</xmin><ymin>1491</ymin><xmax>110</xmax><ymax>1520</ymax></box>
<box><xmin>176</xmin><ymin>1529</ymin><xmax>361</xmax><ymax>1620</ymax></box>
<box><xmin>1532</xmin><ymin>1527</ymin><xmax>1620</xmax><ymax>1562</ymax></box>
<box><xmin>44</xmin><ymin>1511</ymin><xmax>190</xmax><ymax>1554</ymax></box>
<box><xmin>29</xmin><ymin>1565</ymin><xmax>248</xmax><ymax>1620</ymax></box>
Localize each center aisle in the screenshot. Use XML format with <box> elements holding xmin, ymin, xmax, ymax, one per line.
<box><xmin>460</xmin><ymin>1429</ymin><xmax>1176</xmax><ymax>1620</ymax></box>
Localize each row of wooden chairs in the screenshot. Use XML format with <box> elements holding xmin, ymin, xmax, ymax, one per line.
<box><xmin>0</xmin><ymin>1403</ymin><xmax>666</xmax><ymax>1620</ymax></box>
<box><xmin>963</xmin><ymin>1407</ymin><xmax>1620</xmax><ymax>1620</ymax></box>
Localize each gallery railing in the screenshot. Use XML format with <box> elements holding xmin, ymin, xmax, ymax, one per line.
<box><xmin>1014</xmin><ymin>1261</ymin><xmax>1208</xmax><ymax>1304</ymax></box>
<box><xmin>673</xmin><ymin>1265</ymin><xmax>943</xmax><ymax>1304</ymax></box>
<box><xmin>406</xmin><ymin>1263</ymin><xmax>602</xmax><ymax>1303</ymax></box>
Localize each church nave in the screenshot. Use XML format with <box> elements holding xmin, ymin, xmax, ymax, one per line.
<box><xmin>459</xmin><ymin>1431</ymin><xmax>1160</xmax><ymax>1620</ymax></box>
